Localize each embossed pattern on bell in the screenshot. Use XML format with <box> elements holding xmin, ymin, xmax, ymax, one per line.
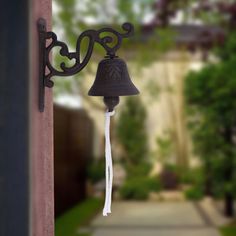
<box><xmin>88</xmin><ymin>58</ymin><xmax>139</xmax><ymax>97</ymax></box>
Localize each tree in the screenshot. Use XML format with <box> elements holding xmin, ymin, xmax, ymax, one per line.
<box><xmin>184</xmin><ymin>33</ymin><xmax>236</xmax><ymax>216</ymax></box>
<box><xmin>116</xmin><ymin>97</ymin><xmax>149</xmax><ymax>176</ymax></box>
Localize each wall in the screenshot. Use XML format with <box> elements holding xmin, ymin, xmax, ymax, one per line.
<box><xmin>30</xmin><ymin>0</ymin><xmax>54</xmax><ymax>235</ymax></box>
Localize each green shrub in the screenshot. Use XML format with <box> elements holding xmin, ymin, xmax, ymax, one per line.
<box><xmin>125</xmin><ymin>163</ymin><xmax>151</xmax><ymax>178</ymax></box>
<box><xmin>184</xmin><ymin>185</ymin><xmax>204</xmax><ymax>200</ymax></box>
<box><xmin>55</xmin><ymin>198</ymin><xmax>102</xmax><ymax>236</ymax></box>
<box><xmin>163</xmin><ymin>163</ymin><xmax>180</xmax><ymax>174</ymax></box>
<box><xmin>220</xmin><ymin>225</ymin><xmax>236</xmax><ymax>236</ymax></box>
<box><xmin>119</xmin><ymin>177</ymin><xmax>162</xmax><ymax>200</ymax></box>
<box><xmin>116</xmin><ymin>97</ymin><xmax>148</xmax><ymax>167</ymax></box>
<box><xmin>146</xmin><ymin>177</ymin><xmax>162</xmax><ymax>192</ymax></box>
<box><xmin>180</xmin><ymin>167</ymin><xmax>204</xmax><ymax>185</ymax></box>
<box><xmin>120</xmin><ymin>180</ymin><xmax>148</xmax><ymax>200</ymax></box>
<box><xmin>212</xmin><ymin>183</ymin><xmax>225</xmax><ymax>199</ymax></box>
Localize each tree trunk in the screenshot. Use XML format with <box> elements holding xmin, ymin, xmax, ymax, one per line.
<box><xmin>225</xmin><ymin>193</ymin><xmax>234</xmax><ymax>217</ymax></box>
<box><xmin>204</xmin><ymin>161</ymin><xmax>213</xmax><ymax>196</ymax></box>
<box><xmin>224</xmin><ymin>127</ymin><xmax>234</xmax><ymax>217</ymax></box>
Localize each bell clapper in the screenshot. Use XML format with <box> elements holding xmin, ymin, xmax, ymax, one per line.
<box><xmin>103</xmin><ymin>96</ymin><xmax>120</xmax><ymax>112</ymax></box>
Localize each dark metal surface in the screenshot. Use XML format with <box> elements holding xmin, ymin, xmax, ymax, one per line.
<box><xmin>38</xmin><ymin>18</ymin><xmax>47</xmax><ymax>112</ymax></box>
<box><xmin>88</xmin><ymin>58</ymin><xmax>139</xmax><ymax>96</ymax></box>
<box><xmin>103</xmin><ymin>97</ymin><xmax>120</xmax><ymax>112</ymax></box>
<box><xmin>38</xmin><ymin>18</ymin><xmax>135</xmax><ymax>111</ymax></box>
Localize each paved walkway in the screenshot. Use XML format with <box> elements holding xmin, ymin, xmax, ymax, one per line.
<box><xmin>90</xmin><ymin>202</ymin><xmax>221</xmax><ymax>236</ymax></box>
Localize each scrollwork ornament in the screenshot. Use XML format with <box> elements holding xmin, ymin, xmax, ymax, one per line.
<box><xmin>37</xmin><ymin>18</ymin><xmax>134</xmax><ymax>112</ymax></box>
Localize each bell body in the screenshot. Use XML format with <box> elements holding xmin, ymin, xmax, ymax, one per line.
<box><xmin>88</xmin><ymin>58</ymin><xmax>139</xmax><ymax>97</ymax></box>
<box><xmin>88</xmin><ymin>57</ymin><xmax>139</xmax><ymax>111</ymax></box>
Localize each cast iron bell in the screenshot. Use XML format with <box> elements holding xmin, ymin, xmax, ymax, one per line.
<box><xmin>88</xmin><ymin>57</ymin><xmax>139</xmax><ymax>111</ymax></box>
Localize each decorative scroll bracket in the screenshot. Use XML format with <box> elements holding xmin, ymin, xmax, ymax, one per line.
<box><xmin>37</xmin><ymin>18</ymin><xmax>134</xmax><ymax>112</ymax></box>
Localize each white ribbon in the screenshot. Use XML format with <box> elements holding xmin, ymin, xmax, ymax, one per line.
<box><xmin>103</xmin><ymin>110</ymin><xmax>115</xmax><ymax>216</ymax></box>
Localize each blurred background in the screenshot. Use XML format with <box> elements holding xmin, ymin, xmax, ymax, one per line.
<box><xmin>52</xmin><ymin>1</ymin><xmax>236</xmax><ymax>236</ymax></box>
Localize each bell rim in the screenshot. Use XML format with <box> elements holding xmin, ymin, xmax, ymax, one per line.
<box><xmin>88</xmin><ymin>91</ymin><xmax>140</xmax><ymax>96</ymax></box>
<box><xmin>88</xmin><ymin>86</ymin><xmax>140</xmax><ymax>96</ymax></box>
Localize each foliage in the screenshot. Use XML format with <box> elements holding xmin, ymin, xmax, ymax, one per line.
<box><xmin>87</xmin><ymin>159</ymin><xmax>105</xmax><ymax>184</ymax></box>
<box><xmin>162</xmin><ymin>163</ymin><xmax>180</xmax><ymax>174</ymax></box>
<box><xmin>184</xmin><ymin>185</ymin><xmax>204</xmax><ymax>201</ymax></box>
<box><xmin>124</xmin><ymin>162</ymin><xmax>150</xmax><ymax>178</ymax></box>
<box><xmin>119</xmin><ymin>176</ymin><xmax>162</xmax><ymax>200</ymax></box>
<box><xmin>220</xmin><ymin>225</ymin><xmax>236</xmax><ymax>236</ymax></box>
<box><xmin>146</xmin><ymin>177</ymin><xmax>162</xmax><ymax>192</ymax></box>
<box><xmin>185</xmin><ymin>59</ymin><xmax>236</xmax><ymax>194</ymax></box>
<box><xmin>155</xmin><ymin>131</ymin><xmax>174</xmax><ymax>163</ymax></box>
<box><xmin>53</xmin><ymin>0</ymin><xmax>173</xmax><ymax>61</ymax></box>
<box><xmin>116</xmin><ymin>97</ymin><xmax>148</xmax><ymax>168</ymax></box>
<box><xmin>180</xmin><ymin>167</ymin><xmax>204</xmax><ymax>186</ymax></box>
<box><xmin>216</xmin><ymin>33</ymin><xmax>236</xmax><ymax>61</ymax></box>
<box><xmin>55</xmin><ymin>198</ymin><xmax>102</xmax><ymax>236</ymax></box>
<box><xmin>119</xmin><ymin>178</ymin><xmax>148</xmax><ymax>200</ymax></box>
<box><xmin>54</xmin><ymin>0</ymin><xmax>156</xmax><ymax>27</ymax></box>
<box><xmin>184</xmin><ymin>33</ymin><xmax>236</xmax><ymax>212</ymax></box>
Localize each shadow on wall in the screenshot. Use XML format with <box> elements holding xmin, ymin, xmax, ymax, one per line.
<box><xmin>54</xmin><ymin>104</ymin><xmax>94</xmax><ymax>217</ymax></box>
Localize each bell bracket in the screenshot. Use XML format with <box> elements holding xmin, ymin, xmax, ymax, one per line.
<box><xmin>37</xmin><ymin>18</ymin><xmax>134</xmax><ymax>112</ymax></box>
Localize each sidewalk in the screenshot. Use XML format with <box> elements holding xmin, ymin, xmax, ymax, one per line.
<box><xmin>90</xmin><ymin>201</ymin><xmax>221</xmax><ymax>236</ymax></box>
